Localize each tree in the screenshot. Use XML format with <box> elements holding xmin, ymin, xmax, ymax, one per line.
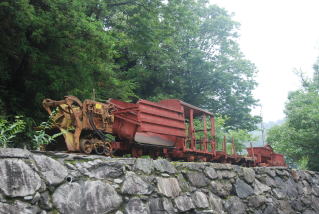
<box><xmin>0</xmin><ymin>0</ymin><xmax>259</xmax><ymax>133</ymax></box>
<box><xmin>105</xmin><ymin>1</ymin><xmax>260</xmax><ymax>130</ymax></box>
<box><xmin>267</xmin><ymin>57</ymin><xmax>319</xmax><ymax>170</ymax></box>
<box><xmin>0</xmin><ymin>0</ymin><xmax>135</xmax><ymax>121</ymax></box>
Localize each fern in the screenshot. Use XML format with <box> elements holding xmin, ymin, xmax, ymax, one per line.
<box><xmin>0</xmin><ymin>116</ymin><xmax>26</xmax><ymax>148</ymax></box>
<box><xmin>31</xmin><ymin>110</ymin><xmax>65</xmax><ymax>148</ymax></box>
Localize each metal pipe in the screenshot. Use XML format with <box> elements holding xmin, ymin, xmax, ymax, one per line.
<box><xmin>223</xmin><ymin>136</ymin><xmax>226</xmax><ymax>154</ymax></box>
<box><xmin>203</xmin><ymin>114</ymin><xmax>208</xmax><ymax>151</ymax></box>
<box><xmin>231</xmin><ymin>136</ymin><xmax>236</xmax><ymax>155</ymax></box>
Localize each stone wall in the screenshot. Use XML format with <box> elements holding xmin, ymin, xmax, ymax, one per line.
<box><xmin>0</xmin><ymin>148</ymin><xmax>319</xmax><ymax>214</ymax></box>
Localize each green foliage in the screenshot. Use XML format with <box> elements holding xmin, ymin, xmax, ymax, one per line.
<box><xmin>31</xmin><ymin>120</ymin><xmax>64</xmax><ymax>149</ymax></box>
<box><xmin>115</xmin><ymin>1</ymin><xmax>260</xmax><ymax>130</ymax></box>
<box><xmin>267</xmin><ymin>58</ymin><xmax>319</xmax><ymax>170</ymax></box>
<box><xmin>0</xmin><ymin>0</ymin><xmax>135</xmax><ymax>122</ymax></box>
<box><xmin>32</xmin><ymin>130</ymin><xmax>54</xmax><ymax>148</ymax></box>
<box><xmin>0</xmin><ymin>0</ymin><xmax>259</xmax><ymax>132</ymax></box>
<box><xmin>227</xmin><ymin>129</ymin><xmax>257</xmax><ymax>154</ymax></box>
<box><xmin>140</xmin><ymin>155</ymin><xmax>151</xmax><ymax>159</ymax></box>
<box><xmin>0</xmin><ymin>116</ymin><xmax>26</xmax><ymax>148</ymax></box>
<box><xmin>298</xmin><ymin>156</ymin><xmax>309</xmax><ymax>170</ymax></box>
<box><xmin>215</xmin><ymin>117</ymin><xmax>256</xmax><ymax>153</ymax></box>
<box><xmin>193</xmin><ymin>116</ymin><xmax>255</xmax><ymax>153</ymax></box>
<box><xmin>266</xmin><ymin>123</ymin><xmax>298</xmax><ymax>167</ymax></box>
<box><xmin>0</xmin><ymin>112</ymin><xmax>64</xmax><ymax>149</ymax></box>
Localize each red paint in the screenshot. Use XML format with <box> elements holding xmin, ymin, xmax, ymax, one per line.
<box><xmin>109</xmin><ymin>98</ymin><xmax>286</xmax><ymax>166</ymax></box>
<box><xmin>43</xmin><ymin>96</ymin><xmax>286</xmax><ymax>167</ymax></box>
<box><xmin>246</xmin><ymin>145</ymin><xmax>286</xmax><ymax>166</ymax></box>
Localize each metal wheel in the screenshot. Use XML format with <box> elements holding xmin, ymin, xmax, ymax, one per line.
<box><xmin>80</xmin><ymin>139</ymin><xmax>93</xmax><ymax>154</ymax></box>
<box><xmin>104</xmin><ymin>142</ymin><xmax>112</xmax><ymax>156</ymax></box>
<box><xmin>94</xmin><ymin>143</ymin><xmax>105</xmax><ymax>155</ymax></box>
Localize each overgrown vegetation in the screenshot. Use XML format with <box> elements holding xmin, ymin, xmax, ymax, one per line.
<box><xmin>0</xmin><ymin>0</ymin><xmax>259</xmax><ymax>147</ymax></box>
<box><xmin>0</xmin><ymin>113</ymin><xmax>62</xmax><ymax>149</ymax></box>
<box><xmin>31</xmin><ymin>120</ymin><xmax>64</xmax><ymax>149</ymax></box>
<box><xmin>0</xmin><ymin>116</ymin><xmax>26</xmax><ymax>148</ymax></box>
<box><xmin>215</xmin><ymin>117</ymin><xmax>257</xmax><ymax>154</ymax></box>
<box><xmin>267</xmin><ymin>58</ymin><xmax>319</xmax><ymax>170</ymax></box>
<box><xmin>193</xmin><ymin>116</ymin><xmax>257</xmax><ymax>153</ymax></box>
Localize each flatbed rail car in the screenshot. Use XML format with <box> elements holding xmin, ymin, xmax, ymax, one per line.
<box><xmin>42</xmin><ymin>96</ymin><xmax>286</xmax><ymax>167</ymax></box>
<box><xmin>247</xmin><ymin>145</ymin><xmax>286</xmax><ymax>167</ymax></box>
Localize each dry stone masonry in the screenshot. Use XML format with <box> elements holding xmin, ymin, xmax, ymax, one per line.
<box><xmin>0</xmin><ymin>148</ymin><xmax>319</xmax><ymax>214</ymax></box>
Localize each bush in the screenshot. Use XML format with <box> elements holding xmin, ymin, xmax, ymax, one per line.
<box><xmin>0</xmin><ymin>116</ymin><xmax>26</xmax><ymax>148</ymax></box>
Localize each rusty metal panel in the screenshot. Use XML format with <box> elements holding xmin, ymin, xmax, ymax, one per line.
<box><xmin>138</xmin><ymin>100</ymin><xmax>184</xmax><ymax>120</ymax></box>
<box><xmin>134</xmin><ymin>132</ymin><xmax>175</xmax><ymax>147</ymax></box>
<box><xmin>271</xmin><ymin>153</ymin><xmax>286</xmax><ymax>166</ymax></box>
<box><xmin>140</xmin><ymin>99</ymin><xmax>184</xmax><ymax>113</ymax></box>
<box><xmin>137</xmin><ymin>100</ymin><xmax>186</xmax><ymax>138</ymax></box>
<box><xmin>110</xmin><ymin>99</ymin><xmax>139</xmax><ymax>141</ymax></box>
<box><xmin>246</xmin><ymin>145</ymin><xmax>286</xmax><ymax>166</ymax></box>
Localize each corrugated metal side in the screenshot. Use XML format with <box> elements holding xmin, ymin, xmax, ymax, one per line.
<box><xmin>137</xmin><ymin>100</ymin><xmax>186</xmax><ymax>138</ymax></box>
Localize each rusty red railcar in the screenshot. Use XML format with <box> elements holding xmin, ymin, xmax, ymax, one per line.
<box><xmin>109</xmin><ymin>98</ymin><xmax>218</xmax><ymax>162</ymax></box>
<box><xmin>247</xmin><ymin>145</ymin><xmax>286</xmax><ymax>167</ymax></box>
<box><xmin>42</xmin><ymin>96</ymin><xmax>286</xmax><ymax>167</ymax></box>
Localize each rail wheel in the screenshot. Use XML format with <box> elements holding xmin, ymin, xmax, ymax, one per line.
<box><xmin>104</xmin><ymin>142</ymin><xmax>112</xmax><ymax>157</ymax></box>
<box><xmin>131</xmin><ymin>147</ymin><xmax>143</xmax><ymax>158</ymax></box>
<box><xmin>94</xmin><ymin>141</ymin><xmax>105</xmax><ymax>155</ymax></box>
<box><xmin>80</xmin><ymin>139</ymin><xmax>93</xmax><ymax>154</ymax></box>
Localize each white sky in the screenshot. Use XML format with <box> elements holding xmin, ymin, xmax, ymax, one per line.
<box><xmin>210</xmin><ymin>0</ymin><xmax>319</xmax><ymax>122</ymax></box>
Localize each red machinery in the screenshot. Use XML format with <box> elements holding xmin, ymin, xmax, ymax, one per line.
<box><xmin>109</xmin><ymin>98</ymin><xmax>217</xmax><ymax>162</ymax></box>
<box><xmin>247</xmin><ymin>145</ymin><xmax>286</xmax><ymax>167</ymax></box>
<box><xmin>42</xmin><ymin>96</ymin><xmax>286</xmax><ymax>167</ymax></box>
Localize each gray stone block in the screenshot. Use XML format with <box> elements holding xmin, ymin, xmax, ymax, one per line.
<box><xmin>154</xmin><ymin>159</ymin><xmax>176</xmax><ymax>174</ymax></box>
<box><xmin>156</xmin><ymin>177</ymin><xmax>181</xmax><ymax>197</ymax></box>
<box><xmin>133</xmin><ymin>158</ymin><xmax>154</xmax><ymax>174</ymax></box>
<box><xmin>76</xmin><ymin>161</ymin><xmax>124</xmax><ymax>179</ymax></box>
<box><xmin>243</xmin><ymin>167</ymin><xmax>255</xmax><ymax>184</ymax></box>
<box><xmin>39</xmin><ymin>191</ymin><xmax>53</xmax><ymax>210</ymax></box>
<box><xmin>0</xmin><ymin>148</ymin><xmax>31</xmax><ymax>158</ymax></box>
<box><xmin>192</xmin><ymin>191</ymin><xmax>209</xmax><ymax>208</ymax></box>
<box><xmin>208</xmin><ymin>192</ymin><xmax>224</xmax><ymax>213</ymax></box>
<box><xmin>248</xmin><ymin>195</ymin><xmax>267</xmax><ymax>208</ymax></box>
<box><xmin>210</xmin><ymin>180</ymin><xmax>232</xmax><ymax>198</ymax></box>
<box><xmin>218</xmin><ymin>170</ymin><xmax>237</xmax><ymax>179</ymax></box>
<box><xmin>185</xmin><ymin>171</ymin><xmax>209</xmax><ymax>187</ymax></box>
<box><xmin>125</xmin><ymin>198</ymin><xmax>150</xmax><ymax>214</ymax></box>
<box><xmin>0</xmin><ymin>159</ymin><xmax>41</xmax><ymax>197</ymax></box>
<box><xmin>163</xmin><ymin>197</ymin><xmax>175</xmax><ymax>214</ymax></box>
<box><xmin>235</xmin><ymin>179</ymin><xmax>254</xmax><ymax>198</ymax></box>
<box><xmin>121</xmin><ymin>172</ymin><xmax>153</xmax><ymax>195</ymax></box>
<box><xmin>53</xmin><ymin>180</ymin><xmax>122</xmax><ymax>214</ymax></box>
<box><xmin>0</xmin><ymin>201</ymin><xmax>40</xmax><ymax>214</ymax></box>
<box><xmin>174</xmin><ymin>195</ymin><xmax>194</xmax><ymax>212</ymax></box>
<box><xmin>224</xmin><ymin>196</ymin><xmax>246</xmax><ymax>214</ymax></box>
<box><xmin>149</xmin><ymin>198</ymin><xmax>165</xmax><ymax>214</ymax></box>
<box><xmin>32</xmin><ymin>154</ymin><xmax>68</xmax><ymax>185</ymax></box>
<box><xmin>254</xmin><ymin>179</ymin><xmax>271</xmax><ymax>195</ymax></box>
<box><xmin>204</xmin><ymin>167</ymin><xmax>218</xmax><ymax>180</ymax></box>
